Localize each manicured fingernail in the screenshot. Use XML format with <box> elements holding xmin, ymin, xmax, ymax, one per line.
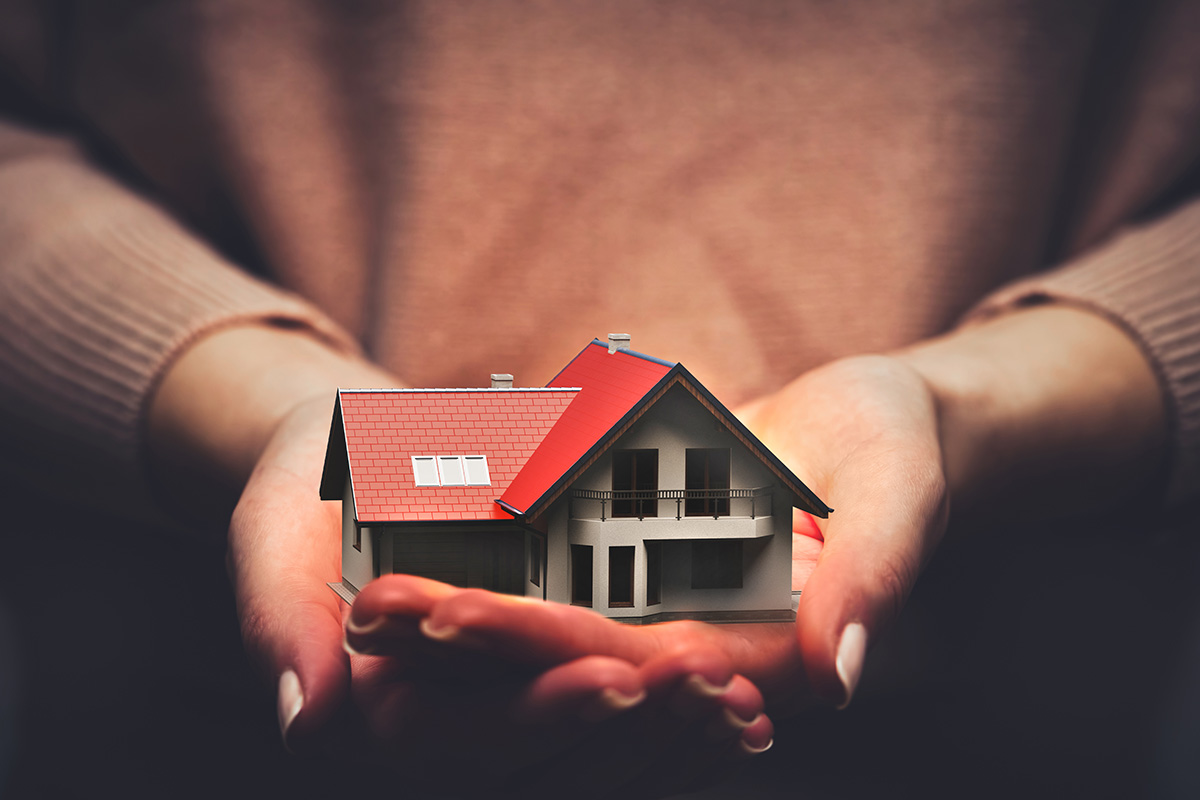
<box><xmin>345</xmin><ymin>615</ymin><xmax>388</xmax><ymax>636</ymax></box>
<box><xmin>835</xmin><ymin>622</ymin><xmax>867</xmax><ymax>709</ymax></box>
<box><xmin>419</xmin><ymin>618</ymin><xmax>460</xmax><ymax>642</ymax></box>
<box><xmin>739</xmin><ymin>736</ymin><xmax>774</xmax><ymax>756</ymax></box>
<box><xmin>277</xmin><ymin>669</ymin><xmax>304</xmax><ymax>747</ymax></box>
<box><xmin>669</xmin><ymin>674</ymin><xmax>733</xmax><ymax>719</ymax></box>
<box><xmin>704</xmin><ymin>708</ymin><xmax>760</xmax><ymax>742</ymax></box>
<box><xmin>343</xmin><ymin>633</ymin><xmax>376</xmax><ymax>656</ymax></box>
<box><xmin>579</xmin><ymin>687</ymin><xmax>646</xmax><ymax>723</ymax></box>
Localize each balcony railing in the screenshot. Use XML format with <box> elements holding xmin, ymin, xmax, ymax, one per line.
<box><xmin>570</xmin><ymin>487</ymin><xmax>773</xmax><ymax>521</ymax></box>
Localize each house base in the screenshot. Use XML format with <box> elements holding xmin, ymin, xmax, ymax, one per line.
<box><xmin>609</xmin><ymin>608</ymin><xmax>795</xmax><ymax>625</ymax></box>
<box><xmin>328</xmin><ymin>580</ymin><xmax>359</xmax><ymax>605</ymax></box>
<box><xmin>330</xmin><ymin>581</ymin><xmax>801</xmax><ymax>624</ymax></box>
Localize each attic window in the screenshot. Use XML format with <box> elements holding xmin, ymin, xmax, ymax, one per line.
<box><xmin>413</xmin><ymin>455</ymin><xmax>492</xmax><ymax>487</ymax></box>
<box><xmin>438</xmin><ymin>456</ymin><xmax>467</xmax><ymax>486</ymax></box>
<box><xmin>412</xmin><ymin>456</ymin><xmax>440</xmax><ymax>486</ymax></box>
<box><xmin>463</xmin><ymin>455</ymin><xmax>491</xmax><ymax>486</ymax></box>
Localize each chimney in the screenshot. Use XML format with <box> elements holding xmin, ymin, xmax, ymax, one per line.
<box><xmin>607</xmin><ymin>333</ymin><xmax>631</xmax><ymax>354</ymax></box>
<box><xmin>490</xmin><ymin>373</ymin><xmax>514</xmax><ymax>389</ymax></box>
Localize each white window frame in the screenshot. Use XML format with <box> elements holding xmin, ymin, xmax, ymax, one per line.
<box><xmin>437</xmin><ymin>455</ymin><xmax>467</xmax><ymax>486</ymax></box>
<box><xmin>463</xmin><ymin>455</ymin><xmax>491</xmax><ymax>486</ymax></box>
<box><xmin>412</xmin><ymin>456</ymin><xmax>440</xmax><ymax>486</ymax></box>
<box><xmin>412</xmin><ymin>454</ymin><xmax>492</xmax><ymax>487</ymax></box>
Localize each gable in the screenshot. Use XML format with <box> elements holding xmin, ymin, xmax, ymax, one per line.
<box><xmin>501</xmin><ymin>360</ymin><xmax>832</xmax><ymax>520</ymax></box>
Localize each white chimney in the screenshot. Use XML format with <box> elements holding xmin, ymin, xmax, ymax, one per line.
<box><xmin>607</xmin><ymin>333</ymin><xmax>631</xmax><ymax>354</ymax></box>
<box><xmin>490</xmin><ymin>373</ymin><xmax>514</xmax><ymax>389</ymax></box>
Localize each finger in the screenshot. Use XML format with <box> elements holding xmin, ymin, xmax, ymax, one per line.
<box><xmin>418</xmin><ymin>587</ymin><xmax>661</xmax><ymax>666</ymax></box>
<box><xmin>344</xmin><ymin>575</ymin><xmax>464</xmax><ymax>657</ymax></box>
<box><xmin>518</xmin><ymin>650</ymin><xmax>769</xmax><ymax>799</ymax></box>
<box><xmin>229</xmin><ymin>469</ymin><xmax>348</xmax><ymax>754</ymax></box>
<box><xmin>795</xmin><ymin>445</ymin><xmax>948</xmax><ymax>708</ymax></box>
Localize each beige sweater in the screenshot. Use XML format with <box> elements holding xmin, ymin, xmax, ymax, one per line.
<box><xmin>0</xmin><ymin>0</ymin><xmax>1198</xmax><ymax>512</ymax></box>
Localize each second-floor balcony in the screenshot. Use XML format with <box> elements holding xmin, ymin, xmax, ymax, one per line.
<box><xmin>570</xmin><ymin>487</ymin><xmax>773</xmax><ymax>522</ymax></box>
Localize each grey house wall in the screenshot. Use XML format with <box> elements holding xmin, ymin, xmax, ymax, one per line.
<box><xmin>541</xmin><ymin>384</ymin><xmax>793</xmax><ymax>620</ymax></box>
<box><xmin>341</xmin><ymin>476</ymin><xmax>376</xmax><ymax>592</ymax></box>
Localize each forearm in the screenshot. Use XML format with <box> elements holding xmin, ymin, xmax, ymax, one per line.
<box><xmin>146</xmin><ymin>324</ymin><xmax>401</xmax><ymax>517</ymax></box>
<box><xmin>897</xmin><ymin>304</ymin><xmax>1167</xmax><ymax>523</ymax></box>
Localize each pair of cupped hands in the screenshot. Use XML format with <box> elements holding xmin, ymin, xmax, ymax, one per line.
<box><xmin>225</xmin><ymin>356</ymin><xmax>947</xmax><ymax>799</ymax></box>
<box><xmin>155</xmin><ymin>306</ymin><xmax>1157</xmax><ymax>798</ymax></box>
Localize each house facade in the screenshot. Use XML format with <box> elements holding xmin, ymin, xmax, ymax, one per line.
<box><xmin>320</xmin><ymin>336</ymin><xmax>831</xmax><ymax>623</ymax></box>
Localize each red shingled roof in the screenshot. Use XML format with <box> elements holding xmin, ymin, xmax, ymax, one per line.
<box><xmin>336</xmin><ymin>389</ymin><xmax>578</xmax><ymax>523</ymax></box>
<box><xmin>498</xmin><ymin>341</ymin><xmax>674</xmax><ymax>514</ymax></box>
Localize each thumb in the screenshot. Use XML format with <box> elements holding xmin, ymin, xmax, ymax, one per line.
<box><xmin>795</xmin><ymin>454</ymin><xmax>948</xmax><ymax>708</ymax></box>
<box><xmin>229</xmin><ymin>473</ymin><xmax>349</xmax><ymax>754</ymax></box>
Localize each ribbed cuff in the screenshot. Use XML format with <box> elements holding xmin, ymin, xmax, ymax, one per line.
<box><xmin>966</xmin><ymin>200</ymin><xmax>1200</xmax><ymax>506</ymax></box>
<box><xmin>0</xmin><ymin>156</ymin><xmax>358</xmax><ymax>516</ymax></box>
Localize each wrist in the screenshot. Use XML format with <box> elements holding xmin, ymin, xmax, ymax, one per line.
<box><xmin>146</xmin><ymin>323</ymin><xmax>400</xmax><ymax>514</ymax></box>
<box><xmin>894</xmin><ymin>304</ymin><xmax>1167</xmax><ymax>522</ymax></box>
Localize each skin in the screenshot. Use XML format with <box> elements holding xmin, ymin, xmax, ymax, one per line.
<box><xmin>147</xmin><ymin>304</ymin><xmax>1165</xmax><ymax>795</ymax></box>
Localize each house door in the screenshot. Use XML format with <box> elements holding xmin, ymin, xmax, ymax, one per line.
<box><xmin>685</xmin><ymin>448</ymin><xmax>730</xmax><ymax>517</ymax></box>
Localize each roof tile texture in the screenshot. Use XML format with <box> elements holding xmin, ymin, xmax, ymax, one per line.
<box><xmin>340</xmin><ymin>389</ymin><xmax>577</xmax><ymax>522</ymax></box>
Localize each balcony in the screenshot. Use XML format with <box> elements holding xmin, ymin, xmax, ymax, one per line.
<box><xmin>569</xmin><ymin>487</ymin><xmax>773</xmax><ymax>522</ymax></box>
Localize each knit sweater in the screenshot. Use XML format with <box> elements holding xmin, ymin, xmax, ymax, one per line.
<box><xmin>1</xmin><ymin>0</ymin><xmax>1198</xmax><ymax>511</ymax></box>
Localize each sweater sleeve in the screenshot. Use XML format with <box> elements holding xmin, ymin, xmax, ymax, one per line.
<box><xmin>0</xmin><ymin>118</ymin><xmax>360</xmax><ymax>518</ymax></box>
<box><xmin>965</xmin><ymin>197</ymin><xmax>1200</xmax><ymax>507</ymax></box>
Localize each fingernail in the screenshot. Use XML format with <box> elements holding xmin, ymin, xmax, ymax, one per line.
<box><xmin>343</xmin><ymin>633</ymin><xmax>376</xmax><ymax>656</ymax></box>
<box><xmin>669</xmin><ymin>674</ymin><xmax>734</xmax><ymax>719</ymax></box>
<box><xmin>835</xmin><ymin>622</ymin><xmax>867</xmax><ymax>709</ymax></box>
<box><xmin>345</xmin><ymin>614</ymin><xmax>389</xmax><ymax>636</ymax></box>
<box><xmin>579</xmin><ymin>687</ymin><xmax>646</xmax><ymax>723</ymax></box>
<box><xmin>683</xmin><ymin>673</ymin><xmax>733</xmax><ymax>698</ymax></box>
<box><xmin>419</xmin><ymin>618</ymin><xmax>460</xmax><ymax>642</ymax></box>
<box><xmin>739</xmin><ymin>736</ymin><xmax>774</xmax><ymax>756</ymax></box>
<box><xmin>277</xmin><ymin>669</ymin><xmax>304</xmax><ymax>748</ymax></box>
<box><xmin>704</xmin><ymin>708</ymin><xmax>760</xmax><ymax>742</ymax></box>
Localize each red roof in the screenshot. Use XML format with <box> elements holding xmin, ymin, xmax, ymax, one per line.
<box><xmin>336</xmin><ymin>389</ymin><xmax>577</xmax><ymax>523</ymax></box>
<box><xmin>321</xmin><ymin>339</ymin><xmax>831</xmax><ymax>524</ymax></box>
<box><xmin>498</xmin><ymin>341</ymin><xmax>673</xmax><ymax>514</ymax></box>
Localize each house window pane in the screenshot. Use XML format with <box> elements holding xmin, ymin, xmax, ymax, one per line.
<box><xmin>685</xmin><ymin>449</ymin><xmax>730</xmax><ymax>517</ymax></box>
<box><xmin>609</xmin><ymin>546</ymin><xmax>635</xmax><ymax>607</ymax></box>
<box><xmin>691</xmin><ymin>540</ymin><xmax>742</xmax><ymax>589</ymax></box>
<box><xmin>464</xmin><ymin>455</ymin><xmax>491</xmax><ymax>486</ymax></box>
<box><xmin>646</xmin><ymin>541</ymin><xmax>662</xmax><ymax>606</ymax></box>
<box><xmin>438</xmin><ymin>456</ymin><xmax>466</xmax><ymax>486</ymax></box>
<box><xmin>412</xmin><ymin>456</ymin><xmax>440</xmax><ymax>486</ymax></box>
<box><xmin>571</xmin><ymin>544</ymin><xmax>593</xmax><ymax>606</ymax></box>
<box><xmin>530</xmin><ymin>536</ymin><xmax>542</xmax><ymax>587</ymax></box>
<box><xmin>612</xmin><ymin>449</ymin><xmax>658</xmax><ymax>518</ymax></box>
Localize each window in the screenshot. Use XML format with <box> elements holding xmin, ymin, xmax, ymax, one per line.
<box><xmin>438</xmin><ymin>455</ymin><xmax>466</xmax><ymax>486</ymax></box>
<box><xmin>612</xmin><ymin>449</ymin><xmax>658</xmax><ymax>518</ymax></box>
<box><xmin>463</xmin><ymin>455</ymin><xmax>491</xmax><ymax>485</ymax></box>
<box><xmin>691</xmin><ymin>540</ymin><xmax>742</xmax><ymax>589</ymax></box>
<box><xmin>353</xmin><ymin>524</ymin><xmax>362</xmax><ymax>552</ymax></box>
<box><xmin>609</xmin><ymin>546</ymin><xmax>634</xmax><ymax>607</ymax></box>
<box><xmin>571</xmin><ymin>544</ymin><xmax>593</xmax><ymax>606</ymax></box>
<box><xmin>414</xmin><ymin>455</ymin><xmax>492</xmax><ymax>486</ymax></box>
<box><xmin>686</xmin><ymin>448</ymin><xmax>731</xmax><ymax>517</ymax></box>
<box><xmin>530</xmin><ymin>535</ymin><xmax>543</xmax><ymax>587</ymax></box>
<box><xmin>646</xmin><ymin>541</ymin><xmax>662</xmax><ymax>605</ymax></box>
<box><xmin>412</xmin><ymin>456</ymin><xmax>440</xmax><ymax>486</ymax></box>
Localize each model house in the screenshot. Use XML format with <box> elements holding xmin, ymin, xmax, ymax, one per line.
<box><xmin>319</xmin><ymin>335</ymin><xmax>831</xmax><ymax>622</ymax></box>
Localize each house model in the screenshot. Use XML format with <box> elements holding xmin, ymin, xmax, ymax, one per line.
<box><xmin>319</xmin><ymin>335</ymin><xmax>831</xmax><ymax>623</ymax></box>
